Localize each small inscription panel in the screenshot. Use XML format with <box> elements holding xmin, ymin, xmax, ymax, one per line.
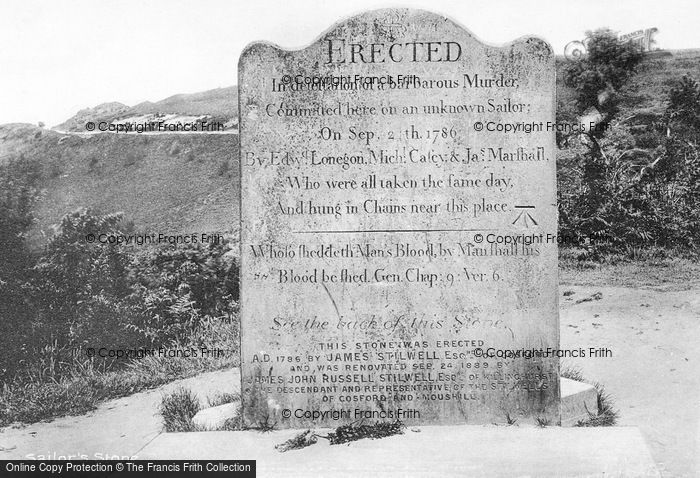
<box><xmin>239</xmin><ymin>8</ymin><xmax>559</xmax><ymax>427</ymax></box>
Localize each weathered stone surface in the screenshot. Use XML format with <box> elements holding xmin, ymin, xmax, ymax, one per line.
<box><xmin>560</xmin><ymin>377</ymin><xmax>599</xmax><ymax>426</ymax></box>
<box><xmin>239</xmin><ymin>8</ymin><xmax>558</xmax><ymax>428</ymax></box>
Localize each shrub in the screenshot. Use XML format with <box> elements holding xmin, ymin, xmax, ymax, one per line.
<box><xmin>559</xmin><ymin>37</ymin><xmax>699</xmax><ymax>257</ymax></box>
<box><xmin>0</xmin><ymin>156</ymin><xmax>42</xmax><ymax>381</ymax></box>
<box><xmin>128</xmin><ymin>241</ymin><xmax>238</xmax><ymax>322</ymax></box>
<box><xmin>5</xmin><ymin>208</ymin><xmax>238</xmax><ymax>382</ymax></box>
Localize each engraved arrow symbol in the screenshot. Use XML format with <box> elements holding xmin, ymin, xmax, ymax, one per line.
<box><xmin>512</xmin><ymin>205</ymin><xmax>538</xmax><ymax>228</ymax></box>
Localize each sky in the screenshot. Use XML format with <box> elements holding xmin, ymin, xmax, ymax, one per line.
<box><xmin>0</xmin><ymin>0</ymin><xmax>698</xmax><ymax>127</ymax></box>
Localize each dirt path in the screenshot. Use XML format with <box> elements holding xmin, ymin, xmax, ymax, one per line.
<box><xmin>559</xmin><ymin>285</ymin><xmax>700</xmax><ymax>478</ymax></box>
<box><xmin>0</xmin><ymin>369</ymin><xmax>240</xmax><ymax>460</ymax></box>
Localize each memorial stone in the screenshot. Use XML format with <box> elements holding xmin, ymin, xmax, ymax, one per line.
<box><xmin>239</xmin><ymin>8</ymin><xmax>559</xmax><ymax>427</ymax></box>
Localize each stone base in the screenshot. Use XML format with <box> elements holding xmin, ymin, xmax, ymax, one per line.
<box><xmin>187</xmin><ymin>377</ymin><xmax>598</xmax><ymax>430</ymax></box>
<box><xmin>561</xmin><ymin>377</ymin><xmax>599</xmax><ymax>426</ymax></box>
<box><xmin>138</xmin><ymin>426</ymin><xmax>659</xmax><ymax>477</ymax></box>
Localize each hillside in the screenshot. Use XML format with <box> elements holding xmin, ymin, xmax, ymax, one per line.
<box><xmin>54</xmin><ymin>86</ymin><xmax>238</xmax><ymax>132</ymax></box>
<box><xmin>620</xmin><ymin>49</ymin><xmax>700</xmax><ymax>113</ymax></box>
<box><xmin>554</xmin><ymin>48</ymin><xmax>700</xmax><ymax>186</ymax></box>
<box><xmin>0</xmin><ymin>124</ymin><xmax>238</xmax><ymax>250</ymax></box>
<box><xmin>52</xmin><ymin>102</ymin><xmax>131</xmax><ymax>132</ymax></box>
<box><xmin>129</xmin><ymin>86</ymin><xmax>237</xmax><ymax>117</ymax></box>
<box><xmin>557</xmin><ymin>49</ymin><xmax>700</xmax><ymax>124</ymax></box>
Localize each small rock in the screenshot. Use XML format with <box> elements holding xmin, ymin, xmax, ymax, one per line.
<box><xmin>575</xmin><ymin>292</ymin><xmax>603</xmax><ymax>304</ymax></box>
<box><xmin>192</xmin><ymin>403</ymin><xmax>240</xmax><ymax>430</ymax></box>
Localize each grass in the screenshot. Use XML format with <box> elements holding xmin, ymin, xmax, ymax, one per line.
<box><xmin>0</xmin><ymin>318</ymin><xmax>238</xmax><ymax>428</ymax></box>
<box><xmin>559</xmin><ymin>249</ymin><xmax>700</xmax><ymax>290</ymax></box>
<box><xmin>504</xmin><ymin>413</ymin><xmax>518</xmax><ymax>426</ymax></box>
<box><xmin>561</xmin><ymin>366</ymin><xmax>619</xmax><ymax>427</ymax></box>
<box><xmin>254</xmin><ymin>415</ymin><xmax>277</xmax><ymax>432</ymax></box>
<box><xmin>575</xmin><ymin>384</ymin><xmax>619</xmax><ymax>427</ymax></box>
<box><xmin>158</xmin><ymin>387</ymin><xmax>242</xmax><ymax>432</ymax></box>
<box><xmin>159</xmin><ymin>387</ymin><xmax>201</xmax><ymax>432</ymax></box>
<box><xmin>207</xmin><ymin>392</ymin><xmax>240</xmax><ymax>408</ymax></box>
<box><xmin>560</xmin><ymin>366</ymin><xmax>585</xmax><ymax>383</ymax></box>
<box><xmin>218</xmin><ymin>415</ymin><xmax>243</xmax><ymax>431</ymax></box>
<box><xmin>535</xmin><ymin>417</ymin><xmax>551</xmax><ymax>428</ymax></box>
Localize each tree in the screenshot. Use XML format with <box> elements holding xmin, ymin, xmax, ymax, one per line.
<box><xmin>32</xmin><ymin>209</ymin><xmax>131</xmax><ymax>352</ymax></box>
<box><xmin>564</xmin><ymin>29</ymin><xmax>643</xmax><ymax>117</ymax></box>
<box><xmin>558</xmin><ymin>29</ymin><xmax>649</xmax><ymax>255</ymax></box>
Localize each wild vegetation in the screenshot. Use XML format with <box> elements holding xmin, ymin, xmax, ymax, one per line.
<box><xmin>0</xmin><ymin>182</ymin><xmax>238</xmax><ymax>425</ymax></box>
<box><xmin>159</xmin><ymin>387</ymin><xmax>240</xmax><ymax>432</ymax></box>
<box><xmin>557</xmin><ymin>30</ymin><xmax>700</xmax><ymax>261</ymax></box>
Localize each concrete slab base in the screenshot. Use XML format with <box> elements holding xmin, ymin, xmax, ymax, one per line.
<box><xmin>184</xmin><ymin>377</ymin><xmax>600</xmax><ymax>431</ymax></box>
<box><xmin>561</xmin><ymin>377</ymin><xmax>599</xmax><ymax>426</ymax></box>
<box><xmin>138</xmin><ymin>426</ymin><xmax>659</xmax><ymax>477</ymax></box>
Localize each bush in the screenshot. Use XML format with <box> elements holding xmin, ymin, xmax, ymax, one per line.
<box><xmin>559</xmin><ymin>130</ymin><xmax>700</xmax><ymax>255</ymax></box>
<box><xmin>559</xmin><ymin>34</ymin><xmax>699</xmax><ymax>257</ymax></box>
<box><xmin>30</xmin><ymin>210</ymin><xmax>133</xmax><ymax>363</ymax></box>
<box><xmin>0</xmin><ymin>156</ymin><xmax>41</xmax><ymax>381</ymax></box>
<box><xmin>0</xmin><ymin>304</ymin><xmax>239</xmax><ymax>426</ymax></box>
<box><xmin>2</xmin><ymin>207</ymin><xmax>238</xmax><ymax>382</ymax></box>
